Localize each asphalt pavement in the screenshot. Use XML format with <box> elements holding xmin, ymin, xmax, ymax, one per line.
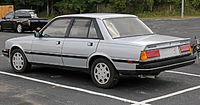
<box><xmin>0</xmin><ymin>18</ymin><xmax>200</xmax><ymax>105</ymax></box>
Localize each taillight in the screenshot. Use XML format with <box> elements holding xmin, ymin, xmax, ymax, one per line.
<box><xmin>146</xmin><ymin>49</ymin><xmax>160</xmax><ymax>58</ymax></box>
<box><xmin>180</xmin><ymin>44</ymin><xmax>191</xmax><ymax>53</ymax></box>
<box><xmin>140</xmin><ymin>49</ymin><xmax>160</xmax><ymax>61</ymax></box>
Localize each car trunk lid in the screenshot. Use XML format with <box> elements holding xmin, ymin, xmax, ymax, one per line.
<box><xmin>114</xmin><ymin>34</ymin><xmax>191</xmax><ymax>61</ymax></box>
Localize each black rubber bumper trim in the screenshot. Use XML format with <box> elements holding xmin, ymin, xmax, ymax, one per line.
<box><xmin>136</xmin><ymin>55</ymin><xmax>196</xmax><ymax>69</ymax></box>
<box><xmin>2</xmin><ymin>49</ymin><xmax>9</xmax><ymax>57</ymax></box>
<box><xmin>119</xmin><ymin>59</ymin><xmax>195</xmax><ymax>75</ymax></box>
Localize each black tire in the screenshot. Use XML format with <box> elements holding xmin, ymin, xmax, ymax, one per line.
<box><xmin>10</xmin><ymin>49</ymin><xmax>31</xmax><ymax>73</ymax></box>
<box><xmin>0</xmin><ymin>24</ymin><xmax>3</xmax><ymax>32</ymax></box>
<box><xmin>91</xmin><ymin>58</ymin><xmax>119</xmax><ymax>88</ymax></box>
<box><xmin>16</xmin><ymin>24</ymin><xmax>23</xmax><ymax>33</ymax></box>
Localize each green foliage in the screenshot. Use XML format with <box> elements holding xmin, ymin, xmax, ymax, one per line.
<box><xmin>108</xmin><ymin>0</ymin><xmax>127</xmax><ymax>13</ymax></box>
<box><xmin>192</xmin><ymin>0</ymin><xmax>200</xmax><ymax>8</ymax></box>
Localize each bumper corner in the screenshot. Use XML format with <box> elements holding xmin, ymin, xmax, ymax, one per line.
<box><xmin>2</xmin><ymin>49</ymin><xmax>9</xmax><ymax>58</ymax></box>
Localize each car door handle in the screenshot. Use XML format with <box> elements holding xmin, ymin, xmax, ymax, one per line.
<box><xmin>87</xmin><ymin>42</ymin><xmax>93</xmax><ymax>46</ymax></box>
<box><xmin>56</xmin><ymin>41</ymin><xmax>61</xmax><ymax>45</ymax></box>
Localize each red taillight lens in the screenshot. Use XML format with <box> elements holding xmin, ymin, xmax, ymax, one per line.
<box><xmin>180</xmin><ymin>44</ymin><xmax>191</xmax><ymax>53</ymax></box>
<box><xmin>146</xmin><ymin>49</ymin><xmax>160</xmax><ymax>58</ymax></box>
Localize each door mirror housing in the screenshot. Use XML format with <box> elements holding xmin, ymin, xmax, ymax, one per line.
<box><xmin>34</xmin><ymin>32</ymin><xmax>41</xmax><ymax>37</ymax></box>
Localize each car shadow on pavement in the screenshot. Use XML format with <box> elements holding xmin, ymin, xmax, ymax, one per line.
<box><xmin>29</xmin><ymin>65</ymin><xmax>176</xmax><ymax>91</ymax></box>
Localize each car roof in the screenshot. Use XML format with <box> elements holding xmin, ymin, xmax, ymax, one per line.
<box><xmin>57</xmin><ymin>13</ymin><xmax>137</xmax><ymax>20</ymax></box>
<box><xmin>15</xmin><ymin>9</ymin><xmax>35</xmax><ymax>12</ymax></box>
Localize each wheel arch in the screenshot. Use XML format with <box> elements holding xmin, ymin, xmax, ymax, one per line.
<box><xmin>87</xmin><ymin>53</ymin><xmax>116</xmax><ymax>71</ymax></box>
<box><xmin>10</xmin><ymin>45</ymin><xmax>24</xmax><ymax>55</ymax></box>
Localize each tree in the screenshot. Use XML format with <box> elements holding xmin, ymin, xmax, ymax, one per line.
<box><xmin>146</xmin><ymin>0</ymin><xmax>154</xmax><ymax>11</ymax></box>
<box><xmin>192</xmin><ymin>0</ymin><xmax>200</xmax><ymax>8</ymax></box>
<box><xmin>88</xmin><ymin>0</ymin><xmax>104</xmax><ymax>12</ymax></box>
<box><xmin>108</xmin><ymin>0</ymin><xmax>127</xmax><ymax>13</ymax></box>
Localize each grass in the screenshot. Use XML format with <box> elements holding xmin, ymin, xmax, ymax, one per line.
<box><xmin>140</xmin><ymin>15</ymin><xmax>200</xmax><ymax>20</ymax></box>
<box><xmin>137</xmin><ymin>10</ymin><xmax>200</xmax><ymax>20</ymax></box>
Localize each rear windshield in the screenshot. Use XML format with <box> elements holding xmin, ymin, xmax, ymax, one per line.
<box><xmin>15</xmin><ymin>11</ymin><xmax>37</xmax><ymax>18</ymax></box>
<box><xmin>103</xmin><ymin>17</ymin><xmax>153</xmax><ymax>38</ymax></box>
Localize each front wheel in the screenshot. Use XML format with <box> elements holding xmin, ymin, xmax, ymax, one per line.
<box><xmin>10</xmin><ymin>49</ymin><xmax>31</xmax><ymax>73</ymax></box>
<box><xmin>91</xmin><ymin>58</ymin><xmax>119</xmax><ymax>88</ymax></box>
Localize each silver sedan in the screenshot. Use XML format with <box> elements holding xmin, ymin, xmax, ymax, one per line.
<box><xmin>2</xmin><ymin>13</ymin><xmax>196</xmax><ymax>88</ymax></box>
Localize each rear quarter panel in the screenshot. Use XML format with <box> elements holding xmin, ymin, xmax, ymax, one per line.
<box><xmin>96</xmin><ymin>40</ymin><xmax>145</xmax><ymax>70</ymax></box>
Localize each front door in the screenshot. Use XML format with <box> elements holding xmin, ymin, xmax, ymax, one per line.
<box><xmin>1</xmin><ymin>12</ymin><xmax>14</xmax><ymax>29</ymax></box>
<box><xmin>31</xmin><ymin>18</ymin><xmax>71</xmax><ymax>65</ymax></box>
<box><xmin>62</xmin><ymin>18</ymin><xmax>102</xmax><ymax>68</ymax></box>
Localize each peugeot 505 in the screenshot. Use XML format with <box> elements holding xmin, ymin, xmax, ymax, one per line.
<box><xmin>2</xmin><ymin>13</ymin><xmax>196</xmax><ymax>88</ymax></box>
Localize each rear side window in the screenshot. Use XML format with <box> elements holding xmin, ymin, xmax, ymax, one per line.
<box><xmin>69</xmin><ymin>19</ymin><xmax>91</xmax><ymax>38</ymax></box>
<box><xmin>88</xmin><ymin>21</ymin><xmax>98</xmax><ymax>38</ymax></box>
<box><xmin>42</xmin><ymin>18</ymin><xmax>71</xmax><ymax>38</ymax></box>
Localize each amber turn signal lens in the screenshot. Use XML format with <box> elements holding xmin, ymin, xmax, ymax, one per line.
<box><xmin>140</xmin><ymin>51</ymin><xmax>147</xmax><ymax>61</ymax></box>
<box><xmin>189</xmin><ymin>44</ymin><xmax>192</xmax><ymax>53</ymax></box>
<box><xmin>36</xmin><ymin>27</ymin><xmax>41</xmax><ymax>30</ymax></box>
<box><xmin>5</xmin><ymin>49</ymin><xmax>9</xmax><ymax>52</ymax></box>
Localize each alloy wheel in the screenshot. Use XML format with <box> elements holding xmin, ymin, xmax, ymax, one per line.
<box><xmin>17</xmin><ymin>24</ymin><xmax>22</xmax><ymax>33</ymax></box>
<box><xmin>94</xmin><ymin>63</ymin><xmax>111</xmax><ymax>84</ymax></box>
<box><xmin>12</xmin><ymin>52</ymin><xmax>24</xmax><ymax>70</ymax></box>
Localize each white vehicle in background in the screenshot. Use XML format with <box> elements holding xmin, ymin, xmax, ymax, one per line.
<box><xmin>2</xmin><ymin>13</ymin><xmax>196</xmax><ymax>88</ymax></box>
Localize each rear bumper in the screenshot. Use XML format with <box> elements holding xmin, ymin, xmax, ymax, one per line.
<box><xmin>2</xmin><ymin>49</ymin><xmax>9</xmax><ymax>58</ymax></box>
<box><xmin>119</xmin><ymin>54</ymin><xmax>196</xmax><ymax>75</ymax></box>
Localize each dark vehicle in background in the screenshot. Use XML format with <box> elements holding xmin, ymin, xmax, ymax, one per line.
<box><xmin>0</xmin><ymin>9</ymin><xmax>48</xmax><ymax>33</ymax></box>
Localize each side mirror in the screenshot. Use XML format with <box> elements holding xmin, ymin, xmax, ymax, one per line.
<box><xmin>34</xmin><ymin>32</ymin><xmax>41</xmax><ymax>37</ymax></box>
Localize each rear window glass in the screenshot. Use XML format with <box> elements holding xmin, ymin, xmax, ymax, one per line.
<box><xmin>15</xmin><ymin>11</ymin><xmax>31</xmax><ymax>18</ymax></box>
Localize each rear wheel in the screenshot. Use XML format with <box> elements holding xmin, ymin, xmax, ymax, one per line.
<box><xmin>91</xmin><ymin>58</ymin><xmax>119</xmax><ymax>88</ymax></box>
<box><xmin>16</xmin><ymin>24</ymin><xmax>23</xmax><ymax>33</ymax></box>
<box><xmin>0</xmin><ymin>24</ymin><xmax>3</xmax><ymax>32</ymax></box>
<box><xmin>10</xmin><ymin>49</ymin><xmax>31</xmax><ymax>73</ymax></box>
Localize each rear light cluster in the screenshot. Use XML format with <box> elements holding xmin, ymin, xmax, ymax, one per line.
<box><xmin>140</xmin><ymin>49</ymin><xmax>160</xmax><ymax>61</ymax></box>
<box><xmin>140</xmin><ymin>44</ymin><xmax>192</xmax><ymax>61</ymax></box>
<box><xmin>179</xmin><ymin>44</ymin><xmax>192</xmax><ymax>53</ymax></box>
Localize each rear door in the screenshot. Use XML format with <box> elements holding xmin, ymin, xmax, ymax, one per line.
<box><xmin>31</xmin><ymin>18</ymin><xmax>71</xmax><ymax>65</ymax></box>
<box><xmin>62</xmin><ymin>18</ymin><xmax>103</xmax><ymax>68</ymax></box>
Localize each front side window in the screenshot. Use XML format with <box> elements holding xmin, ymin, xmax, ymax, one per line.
<box><xmin>5</xmin><ymin>12</ymin><xmax>14</xmax><ymax>19</ymax></box>
<box><xmin>42</xmin><ymin>18</ymin><xmax>71</xmax><ymax>38</ymax></box>
<box><xmin>103</xmin><ymin>17</ymin><xmax>153</xmax><ymax>38</ymax></box>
